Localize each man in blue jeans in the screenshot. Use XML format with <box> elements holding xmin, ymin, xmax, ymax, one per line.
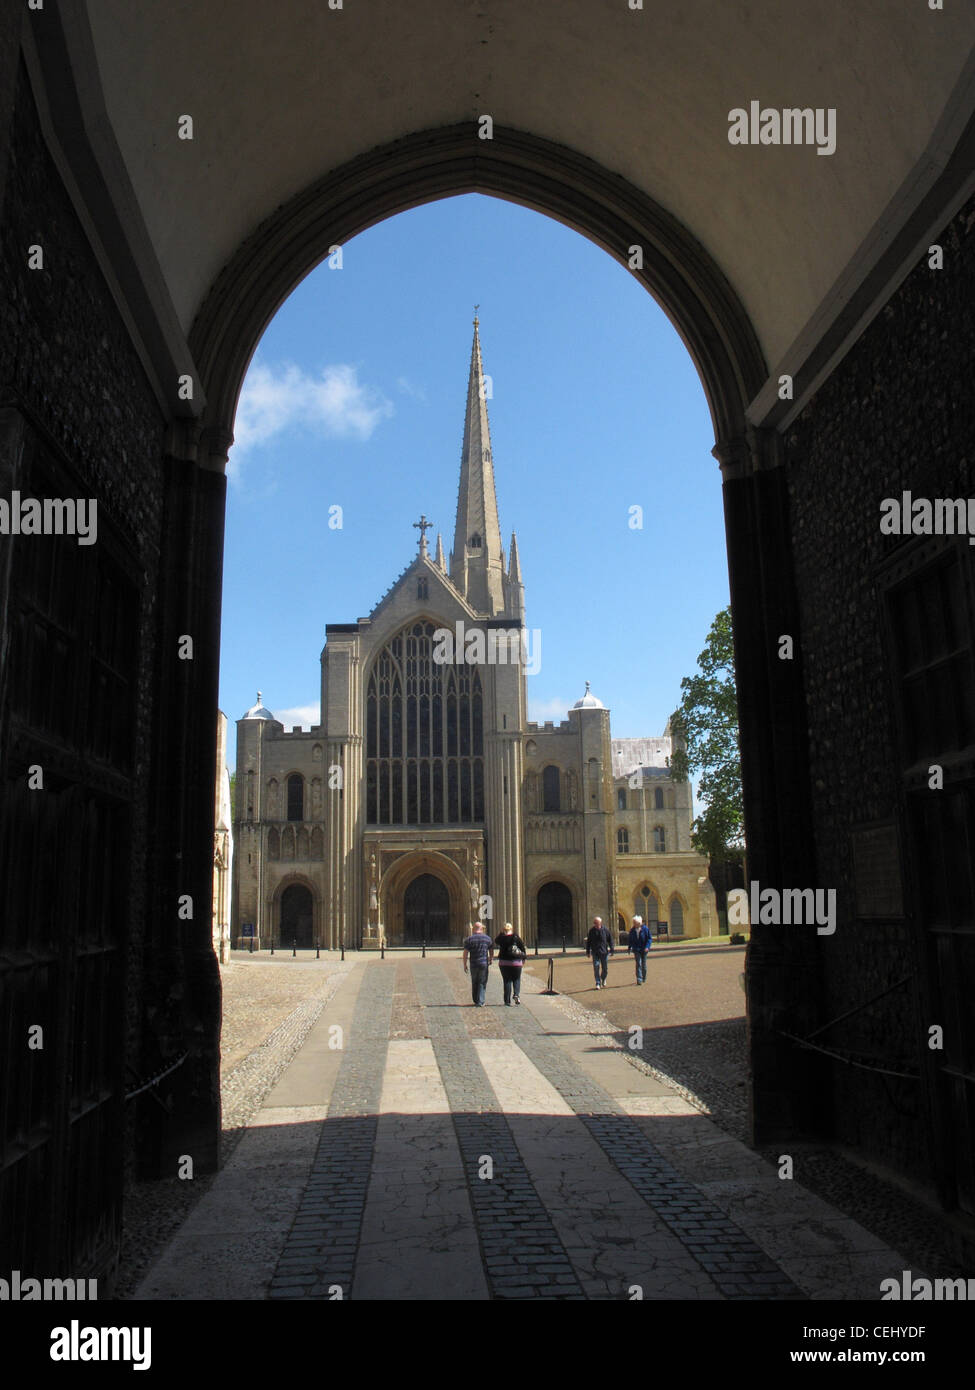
<box><xmin>585</xmin><ymin>916</ymin><xmax>614</xmax><ymax>989</ymax></box>
<box><xmin>462</xmin><ymin>921</ymin><xmax>494</xmax><ymax>1006</ymax></box>
<box><xmin>627</xmin><ymin>914</ymin><xmax>653</xmax><ymax>984</ymax></box>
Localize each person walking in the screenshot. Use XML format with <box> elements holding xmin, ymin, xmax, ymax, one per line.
<box><xmin>585</xmin><ymin>916</ymin><xmax>614</xmax><ymax>989</ymax></box>
<box><xmin>495</xmin><ymin>922</ymin><xmax>528</xmax><ymax>1005</ymax></box>
<box><xmin>462</xmin><ymin>921</ymin><xmax>494</xmax><ymax>1006</ymax></box>
<box><xmin>627</xmin><ymin>914</ymin><xmax>653</xmax><ymax>984</ymax></box>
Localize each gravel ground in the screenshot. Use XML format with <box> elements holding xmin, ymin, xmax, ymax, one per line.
<box><xmin>114</xmin><ymin>956</ymin><xmax>352</xmax><ymax>1299</ymax></box>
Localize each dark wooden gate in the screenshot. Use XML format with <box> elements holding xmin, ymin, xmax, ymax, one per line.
<box><xmin>0</xmin><ymin>413</ymin><xmax>135</xmax><ymax>1279</ymax></box>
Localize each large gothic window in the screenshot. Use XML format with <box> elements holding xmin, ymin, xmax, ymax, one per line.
<box><xmin>287</xmin><ymin>774</ymin><xmax>304</xmax><ymax>821</ymax></box>
<box><xmin>366</xmin><ymin>620</ymin><xmax>484</xmax><ymax>825</ymax></box>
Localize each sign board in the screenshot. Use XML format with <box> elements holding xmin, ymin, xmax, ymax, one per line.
<box><xmin>851</xmin><ymin>823</ymin><xmax>904</xmax><ymax>918</ymax></box>
<box><xmin>241</xmin><ymin>923</ymin><xmax>254</xmax><ymax>938</ymax></box>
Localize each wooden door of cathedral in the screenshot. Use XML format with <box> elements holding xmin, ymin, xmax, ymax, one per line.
<box><xmin>404</xmin><ymin>873</ymin><xmax>449</xmax><ymax>945</ymax></box>
<box><xmin>537</xmin><ymin>881</ymin><xmax>573</xmax><ymax>947</ymax></box>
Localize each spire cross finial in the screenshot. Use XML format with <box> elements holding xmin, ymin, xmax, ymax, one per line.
<box><xmin>257</xmin><ymin>690</ymin><xmax>262</xmax><ymax>704</ymax></box>
<box><xmin>413</xmin><ymin>514</ymin><xmax>433</xmax><ymax>555</ymax></box>
<box><xmin>473</xmin><ymin>304</ymin><xmax>479</xmax><ymax>324</ymax></box>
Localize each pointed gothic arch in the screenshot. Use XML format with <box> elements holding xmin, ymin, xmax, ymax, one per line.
<box><xmin>191</xmin><ymin>127</ymin><xmax>766</xmax><ymax>467</ymax></box>
<box><xmin>635</xmin><ymin>884</ymin><xmax>660</xmax><ymax>929</ymax></box>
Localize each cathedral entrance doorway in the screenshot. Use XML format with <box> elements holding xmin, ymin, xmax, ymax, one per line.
<box><xmin>280</xmin><ymin>884</ymin><xmax>314</xmax><ymax>948</ymax></box>
<box><xmin>537</xmin><ymin>881</ymin><xmax>573</xmax><ymax>948</ymax></box>
<box><xmin>404</xmin><ymin>873</ymin><xmax>450</xmax><ymax>945</ymax></box>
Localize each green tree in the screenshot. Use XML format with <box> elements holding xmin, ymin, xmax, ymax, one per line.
<box><xmin>669</xmin><ymin>606</ymin><xmax>744</xmax><ymax>864</ymax></box>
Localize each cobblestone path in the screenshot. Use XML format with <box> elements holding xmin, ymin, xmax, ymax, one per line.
<box><xmin>134</xmin><ymin>956</ymin><xmax>916</xmax><ymax>1301</ymax></box>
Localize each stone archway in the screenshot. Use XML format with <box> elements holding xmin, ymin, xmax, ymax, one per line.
<box><xmin>191</xmin><ymin>126</ymin><xmax>766</xmax><ymax>463</ymax></box>
<box><xmin>379</xmin><ymin>850</ymin><xmax>475</xmax><ymax>947</ymax></box>
<box><xmin>279</xmin><ymin>883</ymin><xmax>314</xmax><ymax>948</ymax></box>
<box><xmin>187</xmin><ymin>120</ymin><xmax>814</xmax><ymax>1153</ymax></box>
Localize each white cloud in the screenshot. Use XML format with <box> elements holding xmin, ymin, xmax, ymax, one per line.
<box><xmin>527</xmin><ymin>695</ymin><xmax>569</xmax><ymax>723</ymax></box>
<box><xmin>274</xmin><ymin>703</ymin><xmax>321</xmax><ymax>730</ymax></box>
<box><xmin>229</xmin><ymin>360</ymin><xmax>394</xmax><ymax>466</ymax></box>
<box><xmin>396</xmin><ymin>376</ymin><xmax>427</xmax><ymax>402</ymax></box>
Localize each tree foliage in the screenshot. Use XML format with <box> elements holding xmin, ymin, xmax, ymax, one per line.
<box><xmin>669</xmin><ymin>607</ymin><xmax>744</xmax><ymax>863</ymax></box>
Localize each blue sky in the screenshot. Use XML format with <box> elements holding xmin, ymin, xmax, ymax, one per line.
<box><xmin>219</xmin><ymin>193</ymin><xmax>728</xmax><ymax>769</ymax></box>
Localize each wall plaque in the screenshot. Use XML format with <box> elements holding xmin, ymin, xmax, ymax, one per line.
<box><xmin>851</xmin><ymin>822</ymin><xmax>904</xmax><ymax>918</ymax></box>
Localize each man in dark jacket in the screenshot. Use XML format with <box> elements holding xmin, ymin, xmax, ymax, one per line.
<box><xmin>627</xmin><ymin>915</ymin><xmax>653</xmax><ymax>984</ymax></box>
<box><xmin>585</xmin><ymin>916</ymin><xmax>614</xmax><ymax>989</ymax></box>
<box><xmin>462</xmin><ymin>921</ymin><xmax>494</xmax><ymax>1006</ymax></box>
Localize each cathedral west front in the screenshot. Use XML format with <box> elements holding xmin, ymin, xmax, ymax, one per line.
<box><xmin>232</xmin><ymin>321</ymin><xmax>715</xmax><ymax>949</ymax></box>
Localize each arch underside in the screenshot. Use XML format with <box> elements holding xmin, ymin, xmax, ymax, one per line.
<box><xmin>192</xmin><ymin>125</ymin><xmax>767</xmax><ymax>456</ymax></box>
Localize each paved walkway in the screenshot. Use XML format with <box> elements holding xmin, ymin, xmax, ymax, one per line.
<box><xmin>133</xmin><ymin>956</ymin><xmax>914</xmax><ymax>1301</ymax></box>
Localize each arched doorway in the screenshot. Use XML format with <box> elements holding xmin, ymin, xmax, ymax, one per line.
<box><xmin>279</xmin><ymin>883</ymin><xmax>314</xmax><ymax>948</ymax></box>
<box><xmin>404</xmin><ymin>873</ymin><xmax>450</xmax><ymax>945</ymax></box>
<box><xmin>537</xmin><ymin>881</ymin><xmax>573</xmax><ymax>948</ymax></box>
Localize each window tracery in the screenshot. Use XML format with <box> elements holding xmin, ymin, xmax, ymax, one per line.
<box><xmin>365</xmin><ymin>620</ymin><xmax>484</xmax><ymax>824</ymax></box>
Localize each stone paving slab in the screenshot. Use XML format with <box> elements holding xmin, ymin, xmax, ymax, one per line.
<box><xmin>416</xmin><ymin>963</ymin><xmax>585</xmax><ymax>1299</ymax></box>
<box><xmin>268</xmin><ymin>963</ymin><xmax>395</xmax><ymax>1300</ymax></box>
<box><xmin>352</xmin><ymin>1040</ymin><xmax>487</xmax><ymax>1300</ymax></box>
<box><xmin>503</xmin><ymin>992</ymin><xmax>801</xmax><ymax>1300</ymax></box>
<box><xmin>512</xmin><ymin>980</ymin><xmax>919</xmax><ymax>1300</ymax></box>
<box><xmin>476</xmin><ymin>1038</ymin><xmax>720</xmax><ymax>1300</ymax></box>
<box><xmin>262</xmin><ymin>958</ymin><xmax>367</xmax><ymax>1109</ymax></box>
<box><xmin>131</xmin><ymin>956</ymin><xmax>919</xmax><ymax>1302</ymax></box>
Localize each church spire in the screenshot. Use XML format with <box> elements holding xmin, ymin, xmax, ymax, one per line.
<box><xmin>451</xmin><ymin>313</ymin><xmax>504</xmax><ymax>615</ymax></box>
<box><xmin>506</xmin><ymin>529</ymin><xmax>525</xmax><ymax>621</ymax></box>
<box><xmin>508</xmin><ymin>530</ymin><xmax>522</xmax><ymax>584</ymax></box>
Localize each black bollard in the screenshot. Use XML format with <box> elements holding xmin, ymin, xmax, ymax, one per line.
<box><xmin>422</xmin><ymin>937</ymin><xmax>426</xmax><ymax>958</ymax></box>
<box><xmin>270</xmin><ymin>939</ymin><xmax>274</xmax><ymax>955</ymax></box>
<box><xmin>380</xmin><ymin>938</ymin><xmax>385</xmax><ymax>959</ymax></box>
<box><xmin>316</xmin><ymin>939</ymin><xmax>320</xmax><ymax>959</ymax></box>
<box><xmin>248</xmin><ymin>935</ymin><xmax>253</xmax><ymax>954</ymax></box>
<box><xmin>561</xmin><ymin>932</ymin><xmax>566</xmax><ymax>955</ymax></box>
<box><xmin>340</xmin><ymin>937</ymin><xmax>345</xmax><ymax>961</ymax></box>
<box><xmin>534</xmin><ymin>941</ymin><xmax>538</xmax><ymax>956</ymax></box>
<box><xmin>292</xmin><ymin>937</ymin><xmax>297</xmax><ymax>958</ymax></box>
<box><xmin>544</xmin><ymin>957</ymin><xmax>556</xmax><ymax>994</ymax></box>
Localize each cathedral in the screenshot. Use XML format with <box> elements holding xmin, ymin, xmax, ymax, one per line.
<box><xmin>232</xmin><ymin>321</ymin><xmax>715</xmax><ymax>949</ymax></box>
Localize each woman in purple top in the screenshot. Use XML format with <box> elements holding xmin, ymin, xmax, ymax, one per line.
<box><xmin>494</xmin><ymin>922</ymin><xmax>528</xmax><ymax>1005</ymax></box>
